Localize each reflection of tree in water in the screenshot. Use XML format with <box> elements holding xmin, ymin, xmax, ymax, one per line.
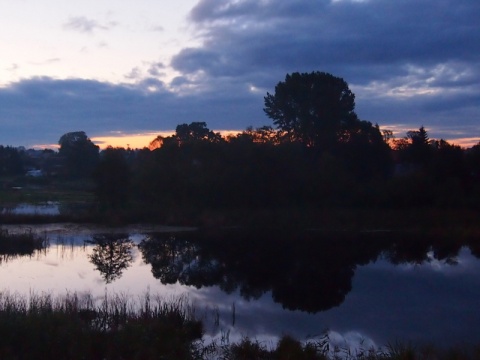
<box><xmin>138</xmin><ymin>234</ymin><xmax>223</xmax><ymax>286</ymax></box>
<box><xmin>138</xmin><ymin>229</ymin><xmax>478</xmax><ymax>313</ymax></box>
<box><xmin>87</xmin><ymin>234</ymin><xmax>134</xmax><ymax>283</ymax></box>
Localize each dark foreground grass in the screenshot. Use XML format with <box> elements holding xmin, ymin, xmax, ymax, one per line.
<box><xmin>0</xmin><ymin>291</ymin><xmax>202</xmax><ymax>360</ymax></box>
<box><xmin>0</xmin><ymin>292</ymin><xmax>479</xmax><ymax>360</ymax></box>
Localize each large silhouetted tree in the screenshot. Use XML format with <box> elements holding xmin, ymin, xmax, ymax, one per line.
<box><xmin>58</xmin><ymin>131</ymin><xmax>99</xmax><ymax>178</ymax></box>
<box><xmin>264</xmin><ymin>71</ymin><xmax>358</xmax><ymax>149</ymax></box>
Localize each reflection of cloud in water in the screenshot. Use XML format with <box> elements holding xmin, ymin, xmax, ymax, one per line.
<box><xmin>183</xmin><ymin>247</ymin><xmax>480</xmax><ymax>349</ymax></box>
<box><xmin>187</xmin><ymin>286</ymin><xmax>331</xmax><ymax>342</ymax></box>
<box><xmin>328</xmin><ymin>330</ymin><xmax>377</xmax><ymax>357</ymax></box>
<box><xmin>380</xmin><ymin>248</ymin><xmax>479</xmax><ymax>276</ymax></box>
<box><xmin>203</xmin><ymin>326</ymin><xmax>378</xmax><ymax>358</ymax></box>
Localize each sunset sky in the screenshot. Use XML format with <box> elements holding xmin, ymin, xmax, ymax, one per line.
<box><xmin>1</xmin><ymin>0</ymin><xmax>479</xmax><ymax>149</ymax></box>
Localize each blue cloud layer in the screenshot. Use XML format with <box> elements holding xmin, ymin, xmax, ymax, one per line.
<box><xmin>1</xmin><ymin>0</ymin><xmax>479</xmax><ymax>147</ymax></box>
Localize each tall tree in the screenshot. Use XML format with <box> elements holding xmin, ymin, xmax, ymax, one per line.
<box><xmin>401</xmin><ymin>126</ymin><xmax>433</xmax><ymax>166</ymax></box>
<box><xmin>58</xmin><ymin>131</ymin><xmax>99</xmax><ymax>179</ymax></box>
<box><xmin>264</xmin><ymin>71</ymin><xmax>358</xmax><ymax>149</ymax></box>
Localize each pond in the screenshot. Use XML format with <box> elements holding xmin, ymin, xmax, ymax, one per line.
<box><xmin>1</xmin><ymin>224</ymin><xmax>480</xmax><ymax>351</ymax></box>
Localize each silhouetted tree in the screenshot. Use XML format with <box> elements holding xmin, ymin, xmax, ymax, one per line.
<box><xmin>397</xmin><ymin>126</ymin><xmax>433</xmax><ymax>166</ymax></box>
<box><xmin>172</xmin><ymin>122</ymin><xmax>223</xmax><ymax>145</ymax></box>
<box><xmin>58</xmin><ymin>131</ymin><xmax>99</xmax><ymax>178</ymax></box>
<box><xmin>0</xmin><ymin>146</ymin><xmax>24</xmax><ymax>175</ymax></box>
<box><xmin>230</xmin><ymin>126</ymin><xmax>280</xmax><ymax>144</ymax></box>
<box><xmin>264</xmin><ymin>71</ymin><xmax>358</xmax><ymax>149</ymax></box>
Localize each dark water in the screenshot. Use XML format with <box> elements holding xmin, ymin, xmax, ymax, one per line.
<box><xmin>1</xmin><ymin>225</ymin><xmax>480</xmax><ymax>350</ymax></box>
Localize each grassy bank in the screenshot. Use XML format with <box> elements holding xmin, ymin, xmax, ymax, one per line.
<box><xmin>0</xmin><ymin>291</ymin><xmax>202</xmax><ymax>360</ymax></box>
<box><xmin>0</xmin><ymin>292</ymin><xmax>478</xmax><ymax>360</ymax></box>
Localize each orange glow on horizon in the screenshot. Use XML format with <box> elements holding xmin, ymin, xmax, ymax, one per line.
<box><xmin>447</xmin><ymin>137</ymin><xmax>480</xmax><ymax>148</ymax></box>
<box><xmin>91</xmin><ymin>130</ymin><xmax>242</xmax><ymax>150</ymax></box>
<box><xmin>91</xmin><ymin>132</ymin><xmax>174</xmax><ymax>150</ymax></box>
<box><xmin>29</xmin><ymin>130</ymin><xmax>480</xmax><ymax>150</ymax></box>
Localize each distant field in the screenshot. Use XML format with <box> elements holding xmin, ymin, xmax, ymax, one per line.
<box><xmin>0</xmin><ymin>176</ymin><xmax>94</xmax><ymax>205</ymax></box>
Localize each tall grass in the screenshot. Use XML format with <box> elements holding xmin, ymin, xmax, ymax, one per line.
<box><xmin>0</xmin><ymin>291</ymin><xmax>479</xmax><ymax>359</ymax></box>
<box><xmin>0</xmin><ymin>291</ymin><xmax>202</xmax><ymax>360</ymax></box>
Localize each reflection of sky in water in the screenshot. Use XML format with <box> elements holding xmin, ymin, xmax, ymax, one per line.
<box><xmin>1</xmin><ymin>227</ymin><xmax>480</xmax><ymax>350</ymax></box>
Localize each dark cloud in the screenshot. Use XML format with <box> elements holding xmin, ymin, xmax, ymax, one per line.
<box><xmin>147</xmin><ymin>62</ymin><xmax>166</xmax><ymax>77</ymax></box>
<box><xmin>0</xmin><ymin>77</ymin><xmax>262</xmax><ymax>147</ymax></box>
<box><xmin>1</xmin><ymin>0</ymin><xmax>479</xmax><ymax>147</ymax></box>
<box><xmin>171</xmin><ymin>0</ymin><xmax>480</xmax><ymax>142</ymax></box>
<box><xmin>181</xmin><ymin>0</ymin><xmax>480</xmax><ymax>78</ymax></box>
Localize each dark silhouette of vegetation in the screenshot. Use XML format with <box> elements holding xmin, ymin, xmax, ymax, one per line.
<box><xmin>2</xmin><ymin>71</ymin><xmax>480</xmax><ymax>223</ymax></box>
<box><xmin>264</xmin><ymin>71</ymin><xmax>358</xmax><ymax>149</ymax></box>
<box><xmin>1</xmin><ymin>290</ymin><xmax>478</xmax><ymax>359</ymax></box>
<box><xmin>0</xmin><ymin>292</ymin><xmax>202</xmax><ymax>360</ymax></box>
<box><xmin>0</xmin><ymin>146</ymin><xmax>24</xmax><ymax>176</ymax></box>
<box><xmin>58</xmin><ymin>131</ymin><xmax>99</xmax><ymax>179</ymax></box>
<box><xmin>93</xmin><ymin>147</ymin><xmax>131</xmax><ymax>211</ymax></box>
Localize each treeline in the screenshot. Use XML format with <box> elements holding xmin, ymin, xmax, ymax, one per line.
<box><xmin>91</xmin><ymin>123</ymin><xmax>480</xmax><ymax>213</ymax></box>
<box><xmin>2</xmin><ymin>122</ymin><xmax>480</xmax><ymax>217</ymax></box>
<box><xmin>2</xmin><ymin>71</ymin><xmax>480</xmax><ymax>218</ymax></box>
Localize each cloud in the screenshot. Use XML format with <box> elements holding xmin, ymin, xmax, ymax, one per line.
<box><xmin>63</xmin><ymin>16</ymin><xmax>114</xmax><ymax>34</ymax></box>
<box><xmin>30</xmin><ymin>58</ymin><xmax>61</xmax><ymax>66</ymax></box>
<box><xmin>169</xmin><ymin>0</ymin><xmax>480</xmax><ymax>140</ymax></box>
<box><xmin>125</xmin><ymin>67</ymin><xmax>142</xmax><ymax>80</ymax></box>
<box><xmin>151</xmin><ymin>25</ymin><xmax>165</xmax><ymax>32</ymax></box>
<box><xmin>1</xmin><ymin>0</ymin><xmax>479</xmax><ymax>147</ymax></box>
<box><xmin>181</xmin><ymin>0</ymin><xmax>480</xmax><ymax>81</ymax></box>
<box><xmin>0</xmin><ymin>76</ymin><xmax>263</xmax><ymax>147</ymax></box>
<box><xmin>6</xmin><ymin>63</ymin><xmax>19</xmax><ymax>72</ymax></box>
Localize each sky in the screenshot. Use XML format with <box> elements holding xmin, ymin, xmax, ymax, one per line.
<box><xmin>0</xmin><ymin>0</ymin><xmax>479</xmax><ymax>149</ymax></box>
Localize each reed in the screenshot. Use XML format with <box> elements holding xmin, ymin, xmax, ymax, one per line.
<box><xmin>0</xmin><ymin>290</ymin><xmax>203</xmax><ymax>360</ymax></box>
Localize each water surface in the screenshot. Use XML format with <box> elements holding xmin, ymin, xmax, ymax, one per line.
<box><xmin>1</xmin><ymin>225</ymin><xmax>479</xmax><ymax>350</ymax></box>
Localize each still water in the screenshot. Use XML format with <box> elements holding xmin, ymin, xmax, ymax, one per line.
<box><xmin>1</xmin><ymin>224</ymin><xmax>480</xmax><ymax>351</ymax></box>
